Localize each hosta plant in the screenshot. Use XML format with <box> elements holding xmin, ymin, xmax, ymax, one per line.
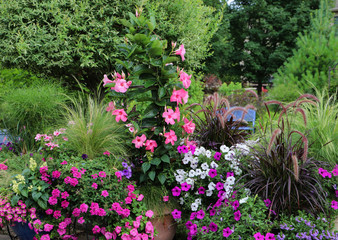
<box><xmin>243</xmin><ymin>94</ymin><xmax>328</xmax><ymax>217</ymax></box>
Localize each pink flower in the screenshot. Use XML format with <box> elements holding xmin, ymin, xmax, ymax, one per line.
<box><xmin>72</xmin><ymin>208</ymin><xmax>81</xmax><ymax>217</ymax></box>
<box><xmin>170</xmin><ymin>89</ymin><xmax>189</xmax><ymax>105</ymax></box>
<box><xmin>127</xmin><ymin>184</ymin><xmax>135</xmax><ymax>192</ymax></box>
<box><xmin>196</xmin><ymin>209</ymin><xmax>205</xmax><ymax>220</ymax></box>
<box><xmin>61</xmin><ymin>191</ymin><xmax>69</xmax><ymax>199</ymax></box>
<box><xmin>115</xmin><ymin>226</ymin><xmax>122</xmax><ymax>234</ymax></box>
<box><xmin>44</xmin><ymin>224</ymin><xmax>54</xmax><ymax>232</ymax></box>
<box><xmin>145</xmin><ymin>221</ymin><xmax>154</xmax><ymax>234</ymax></box>
<box><xmin>99</xmin><ymin>171</ymin><xmax>107</xmax><ymax>178</ymax></box>
<box><xmin>137</xmin><ymin>194</ymin><xmax>144</xmax><ymax>201</ymax></box>
<box><xmin>254</xmin><ymin>232</ymin><xmax>265</xmax><ymax>240</ymax></box>
<box><xmin>40</xmin><ymin>234</ymin><xmax>50</xmax><ymax>240</ymax></box>
<box><xmin>51</xmin><ymin>189</ymin><xmax>61</xmax><ymax>198</ymax></box>
<box><xmin>265</xmin><ymin>233</ymin><xmax>275</xmax><ymax>240</ymax></box>
<box><xmin>179</xmin><ymin>71</ymin><xmax>191</xmax><ymax>88</ymax></box>
<box><xmin>103</xmin><ymin>151</ymin><xmax>111</xmax><ymax>156</ymax></box>
<box><xmin>223</xmin><ymin>227</ymin><xmax>233</xmax><ymax>238</ymax></box>
<box><xmin>145</xmin><ymin>210</ymin><xmax>154</xmax><ymax>218</ymax></box>
<box><xmin>60</xmin><ymin>161</ymin><xmax>68</xmax><ymax>165</ymax></box>
<box><xmin>125</xmin><ymin>197</ymin><xmax>132</xmax><ymax>204</ymax></box>
<box><xmin>106</xmin><ymin>101</ymin><xmax>115</xmax><ymax>112</ymax></box>
<box><xmin>61</xmin><ymin>200</ymin><xmax>69</xmax><ymax>209</ymax></box>
<box><xmin>331</xmin><ymin>200</ymin><xmax>338</xmax><ymax>210</ymax></box>
<box><xmin>92</xmin><ymin>225</ymin><xmax>101</xmax><ymax>234</ymax></box>
<box><xmin>172</xmin><ymin>186</ymin><xmax>181</xmax><ymax>197</ymax></box>
<box><xmin>112</xmin><ymin>109</ymin><xmax>128</xmax><ymax>122</ymax></box>
<box><xmin>234</xmin><ymin>210</ymin><xmax>241</xmax><ymax>221</ymax></box>
<box><xmin>80</xmin><ymin>203</ymin><xmax>88</xmax><ymax>213</ymax></box>
<box><xmin>45</xmin><ymin>209</ymin><xmax>53</xmax><ymax>215</ymax></box>
<box><xmin>104</xmin><ymin>232</ymin><xmax>115</xmax><ymax>240</ymax></box>
<box><xmin>92</xmin><ymin>183</ymin><xmax>98</xmax><ymax>189</ymax></box>
<box><xmin>162</xmin><ymin>108</ymin><xmax>179</xmax><ymax>125</ymax></box>
<box><xmin>182</xmin><ymin>118</ymin><xmax>195</xmax><ymax>134</ymax></box>
<box><xmin>103</xmin><ymin>74</ymin><xmax>114</xmax><ymax>86</ymax></box>
<box><xmin>164</xmin><ymin>130</ymin><xmax>177</xmax><ymax>145</ymax></box>
<box><xmin>163</xmin><ymin>196</ymin><xmax>169</xmax><ymax>202</ymax></box>
<box><xmin>114</xmin><ymin>78</ymin><xmax>132</xmax><ymax>93</ymax></box>
<box><xmin>130</xmin><ymin>228</ymin><xmax>138</xmax><ymax>236</ymax></box>
<box><xmin>145</xmin><ymin>140</ymin><xmax>157</xmax><ymax>153</ymax></box>
<box><xmin>198</xmin><ymin>186</ymin><xmax>205</xmax><ymax>194</ymax></box>
<box><xmin>132</xmin><ymin>134</ymin><xmax>147</xmax><ymax>149</ymax></box>
<box><xmin>174</xmin><ymin>44</ymin><xmax>186</xmax><ymax>61</ymax></box>
<box><xmin>208</xmin><ymin>169</ymin><xmax>217</xmax><ymax>178</ymax></box>
<box><xmin>48</xmin><ymin>197</ymin><xmax>58</xmax><ymax>206</ymax></box>
<box><xmin>101</xmin><ymin>190</ymin><xmax>109</xmax><ymax>197</ymax></box>
<box><xmin>0</xmin><ymin>163</ymin><xmax>7</xmax><ymax>171</ymax></box>
<box><xmin>78</xmin><ymin>217</ymin><xmax>85</xmax><ymax>224</ymax></box>
<box><xmin>181</xmin><ymin>182</ymin><xmax>191</xmax><ymax>191</ymax></box>
<box><xmin>209</xmin><ymin>222</ymin><xmax>218</xmax><ymax>232</ymax></box>
<box><xmin>53</xmin><ymin>210</ymin><xmax>61</xmax><ymax>219</ymax></box>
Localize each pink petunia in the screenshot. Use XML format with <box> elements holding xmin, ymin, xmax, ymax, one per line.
<box><xmin>92</xmin><ymin>183</ymin><xmax>98</xmax><ymax>189</ymax></box>
<box><xmin>101</xmin><ymin>190</ymin><xmax>109</xmax><ymax>197</ymax></box>
<box><xmin>265</xmin><ymin>233</ymin><xmax>275</xmax><ymax>240</ymax></box>
<box><xmin>44</xmin><ymin>224</ymin><xmax>54</xmax><ymax>232</ymax></box>
<box><xmin>208</xmin><ymin>169</ymin><xmax>217</xmax><ymax>178</ymax></box>
<box><xmin>99</xmin><ymin>171</ymin><xmax>106</xmax><ymax>178</ymax></box>
<box><xmin>234</xmin><ymin>210</ymin><xmax>241</xmax><ymax>221</ymax></box>
<box><xmin>172</xmin><ymin>186</ymin><xmax>181</xmax><ymax>197</ymax></box>
<box><xmin>331</xmin><ymin>200</ymin><xmax>338</xmax><ymax>210</ymax></box>
<box><xmin>78</xmin><ymin>217</ymin><xmax>85</xmax><ymax>224</ymax></box>
<box><xmin>163</xmin><ymin>196</ymin><xmax>169</xmax><ymax>202</ymax></box>
<box><xmin>80</xmin><ymin>203</ymin><xmax>89</xmax><ymax>213</ymax></box>
<box><xmin>145</xmin><ymin>210</ymin><xmax>154</xmax><ymax>218</ymax></box>
<box><xmin>92</xmin><ymin>225</ymin><xmax>101</xmax><ymax>234</ymax></box>
<box><xmin>223</xmin><ymin>227</ymin><xmax>233</xmax><ymax>238</ymax></box>
<box><xmin>171</xmin><ymin>209</ymin><xmax>181</xmax><ymax>219</ymax></box>
<box><xmin>254</xmin><ymin>232</ymin><xmax>265</xmax><ymax>240</ymax></box>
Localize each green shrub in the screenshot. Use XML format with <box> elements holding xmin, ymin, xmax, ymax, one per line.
<box><xmin>218</xmin><ymin>82</ymin><xmax>243</xmax><ymax>96</ymax></box>
<box><xmin>62</xmin><ymin>94</ymin><xmax>127</xmax><ymax>160</ymax></box>
<box><xmin>273</xmin><ymin>0</ymin><xmax>338</xmax><ymax>94</ymax></box>
<box><xmin>0</xmin><ymin>84</ymin><xmax>68</xmax><ymax>152</ymax></box>
<box><xmin>267</xmin><ymin>82</ymin><xmax>303</xmax><ymax>104</ymax></box>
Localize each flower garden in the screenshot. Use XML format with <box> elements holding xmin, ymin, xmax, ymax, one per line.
<box><xmin>0</xmin><ymin>1</ymin><xmax>337</xmax><ymax>240</ymax></box>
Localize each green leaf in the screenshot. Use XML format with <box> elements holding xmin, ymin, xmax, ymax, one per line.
<box><xmin>163</xmin><ymin>56</ymin><xmax>179</xmax><ymax>64</ymax></box>
<box><xmin>41</xmin><ymin>193</ymin><xmax>49</xmax><ymax>201</ymax></box>
<box><xmin>22</xmin><ymin>169</ymin><xmax>31</xmax><ymax>176</ymax></box>
<box><xmin>127</xmin><ymin>45</ymin><xmax>138</xmax><ymax>58</ymax></box>
<box><xmin>37</xmin><ymin>199</ymin><xmax>47</xmax><ymax>210</ymax></box>
<box><xmin>120</xmin><ymin>19</ymin><xmax>132</xmax><ymax>28</ymax></box>
<box><xmin>134</xmin><ymin>34</ymin><xmax>150</xmax><ymax>45</ymax></box>
<box><xmin>151</xmin><ymin>158</ymin><xmax>161</xmax><ymax>166</ymax></box>
<box><xmin>148</xmin><ymin>171</ymin><xmax>156</xmax><ymax>181</ymax></box>
<box><xmin>142</xmin><ymin>103</ymin><xmax>159</xmax><ymax>119</ymax></box>
<box><xmin>161</xmin><ymin>155</ymin><xmax>170</xmax><ymax>164</ymax></box>
<box><xmin>11</xmin><ymin>195</ymin><xmax>20</xmax><ymax>206</ymax></box>
<box><xmin>144</xmin><ymin>79</ymin><xmax>157</xmax><ymax>88</ymax></box>
<box><xmin>142</xmin><ymin>162</ymin><xmax>151</xmax><ymax>173</ymax></box>
<box><xmin>157</xmin><ymin>173</ymin><xmax>166</xmax><ymax>185</ymax></box>
<box><xmin>21</xmin><ymin>188</ymin><xmax>28</xmax><ymax>198</ymax></box>
<box><xmin>149</xmin><ymin>40</ymin><xmax>163</xmax><ymax>56</ymax></box>
<box><xmin>114</xmin><ymin>59</ymin><xmax>131</xmax><ymax>71</ymax></box>
<box><xmin>155</xmin><ymin>100</ymin><xmax>166</xmax><ymax>106</ymax></box>
<box><xmin>158</xmin><ymin>87</ymin><xmax>166</xmax><ymax>99</ymax></box>
<box><xmin>32</xmin><ymin>192</ymin><xmax>42</xmax><ymax>202</ymax></box>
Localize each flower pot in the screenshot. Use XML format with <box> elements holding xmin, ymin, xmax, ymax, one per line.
<box><xmin>11</xmin><ymin>222</ymin><xmax>35</xmax><ymax>240</ymax></box>
<box><xmin>151</xmin><ymin>213</ymin><xmax>176</xmax><ymax>240</ymax></box>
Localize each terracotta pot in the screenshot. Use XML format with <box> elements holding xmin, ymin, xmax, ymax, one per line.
<box><xmin>151</xmin><ymin>213</ymin><xmax>176</xmax><ymax>240</ymax></box>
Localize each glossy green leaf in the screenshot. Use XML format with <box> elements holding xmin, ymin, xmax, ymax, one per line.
<box><xmin>142</xmin><ymin>162</ymin><xmax>151</xmax><ymax>173</ymax></box>
<box><xmin>158</xmin><ymin>87</ymin><xmax>166</xmax><ymax>99</ymax></box>
<box><xmin>148</xmin><ymin>171</ymin><xmax>156</xmax><ymax>181</ymax></box>
<box><xmin>149</xmin><ymin>40</ymin><xmax>163</xmax><ymax>56</ymax></box>
<box><xmin>11</xmin><ymin>195</ymin><xmax>20</xmax><ymax>206</ymax></box>
<box><xmin>163</xmin><ymin>56</ymin><xmax>179</xmax><ymax>64</ymax></box>
<box><xmin>21</xmin><ymin>189</ymin><xmax>28</xmax><ymax>198</ymax></box>
<box><xmin>157</xmin><ymin>173</ymin><xmax>166</xmax><ymax>185</ymax></box>
<box><xmin>37</xmin><ymin>199</ymin><xmax>47</xmax><ymax>210</ymax></box>
<box><xmin>161</xmin><ymin>154</ymin><xmax>170</xmax><ymax>164</ymax></box>
<box><xmin>32</xmin><ymin>192</ymin><xmax>42</xmax><ymax>202</ymax></box>
<box><xmin>151</xmin><ymin>158</ymin><xmax>161</xmax><ymax>166</ymax></box>
<box><xmin>144</xmin><ymin>79</ymin><xmax>157</xmax><ymax>88</ymax></box>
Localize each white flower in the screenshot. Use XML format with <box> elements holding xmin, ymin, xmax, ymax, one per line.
<box><xmin>220</xmin><ymin>145</ymin><xmax>230</xmax><ymax>153</ymax></box>
<box><xmin>175</xmin><ymin>175</ymin><xmax>185</xmax><ymax>183</ymax></box>
<box><xmin>206</xmin><ymin>190</ymin><xmax>213</xmax><ymax>197</ymax></box>
<box><xmin>210</xmin><ymin>161</ymin><xmax>218</xmax><ymax>169</ymax></box>
<box><xmin>224</xmin><ymin>151</ymin><xmax>236</xmax><ymax>161</ymax></box>
<box><xmin>193</xmin><ymin>157</ymin><xmax>199</xmax><ymax>164</ymax></box>
<box><xmin>195</xmin><ymin>169</ymin><xmax>202</xmax><ymax>176</ymax></box>
<box><xmin>234</xmin><ymin>168</ymin><xmax>242</xmax><ymax>175</ymax></box>
<box><xmin>179</xmin><ymin>197</ymin><xmax>184</xmax><ymax>205</ymax></box>
<box><xmin>226</xmin><ymin>176</ymin><xmax>235</xmax><ymax>185</ymax></box>
<box><xmin>182</xmin><ymin>157</ymin><xmax>191</xmax><ymax>165</ymax></box>
<box><xmin>185</xmin><ymin>152</ymin><xmax>193</xmax><ymax>159</ymax></box>
<box><xmin>190</xmin><ymin>162</ymin><xmax>198</xmax><ymax>169</ymax></box>
<box><xmin>200</xmin><ymin>171</ymin><xmax>207</xmax><ymax>179</ymax></box>
<box><xmin>201</xmin><ymin>163</ymin><xmax>209</xmax><ymax>171</ymax></box>
<box><xmin>199</xmin><ymin>147</ymin><xmax>206</xmax><ymax>155</ymax></box>
<box><xmin>186</xmin><ymin>178</ymin><xmax>194</xmax><ymax>186</ymax></box>
<box><xmin>195</xmin><ymin>198</ymin><xmax>202</xmax><ymax>205</ymax></box>
<box><xmin>176</xmin><ymin>169</ymin><xmax>186</xmax><ymax>175</ymax></box>
<box><xmin>208</xmin><ymin>182</ymin><xmax>216</xmax><ymax>191</ymax></box>
<box><xmin>189</xmin><ymin>170</ymin><xmax>196</xmax><ymax>178</ymax></box>
<box><xmin>239</xmin><ymin>197</ymin><xmax>249</xmax><ymax>204</ymax></box>
<box><xmin>194</xmin><ymin>148</ymin><xmax>201</xmax><ymax>156</ymax></box>
<box><xmin>191</xmin><ymin>203</ymin><xmax>198</xmax><ymax>211</ymax></box>
<box><xmin>205</xmin><ymin>150</ymin><xmax>211</xmax><ymax>158</ymax></box>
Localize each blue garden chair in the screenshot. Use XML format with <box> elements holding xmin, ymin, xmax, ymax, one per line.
<box><xmin>227</xmin><ymin>108</ymin><xmax>256</xmax><ymax>133</ymax></box>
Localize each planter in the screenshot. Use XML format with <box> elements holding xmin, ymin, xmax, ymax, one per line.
<box><xmin>11</xmin><ymin>221</ymin><xmax>35</xmax><ymax>240</ymax></box>
<box><xmin>151</xmin><ymin>212</ymin><xmax>176</xmax><ymax>240</ymax></box>
<box><xmin>334</xmin><ymin>216</ymin><xmax>338</xmax><ymax>231</ymax></box>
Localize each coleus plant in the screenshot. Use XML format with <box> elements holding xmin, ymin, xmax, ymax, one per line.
<box><xmin>103</xmin><ymin>11</ymin><xmax>195</xmax><ymax>185</ymax></box>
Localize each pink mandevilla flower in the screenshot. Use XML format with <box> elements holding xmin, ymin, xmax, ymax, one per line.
<box><xmin>182</xmin><ymin>118</ymin><xmax>195</xmax><ymax>134</ymax></box>
<box><xmin>132</xmin><ymin>134</ymin><xmax>147</xmax><ymax>149</ymax></box>
<box><xmin>164</xmin><ymin>130</ymin><xmax>177</xmax><ymax>146</ymax></box>
<box><xmin>179</xmin><ymin>71</ymin><xmax>191</xmax><ymax>88</ymax></box>
<box><xmin>174</xmin><ymin>44</ymin><xmax>186</xmax><ymax>61</ymax></box>
<box><xmin>170</xmin><ymin>88</ymin><xmax>188</xmax><ymax>105</ymax></box>
<box><xmin>145</xmin><ymin>140</ymin><xmax>157</xmax><ymax>153</ymax></box>
<box><xmin>112</xmin><ymin>109</ymin><xmax>128</xmax><ymax>122</ymax></box>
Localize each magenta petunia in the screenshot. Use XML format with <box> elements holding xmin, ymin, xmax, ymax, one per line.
<box><xmin>213</xmin><ymin>152</ymin><xmax>222</xmax><ymax>161</ymax></box>
<box><xmin>171</xmin><ymin>186</ymin><xmax>181</xmax><ymax>197</ymax></box>
<box><xmin>198</xmin><ymin>186</ymin><xmax>205</xmax><ymax>194</ymax></box>
<box><xmin>171</xmin><ymin>209</ymin><xmax>182</xmax><ymax>219</ymax></box>
<box><xmin>196</xmin><ymin>209</ymin><xmax>205</xmax><ymax>220</ymax></box>
<box><xmin>234</xmin><ymin>210</ymin><xmax>241</xmax><ymax>221</ymax></box>
<box><xmin>223</xmin><ymin>227</ymin><xmax>233</xmax><ymax>238</ymax></box>
<box><xmin>181</xmin><ymin>182</ymin><xmax>191</xmax><ymax>191</ymax></box>
<box><xmin>231</xmin><ymin>200</ymin><xmax>239</xmax><ymax>210</ymax></box>
<box><xmin>254</xmin><ymin>232</ymin><xmax>265</xmax><ymax>240</ymax></box>
<box><xmin>265</xmin><ymin>233</ymin><xmax>275</xmax><ymax>240</ymax></box>
<box><xmin>208</xmin><ymin>169</ymin><xmax>217</xmax><ymax>178</ymax></box>
<box><xmin>209</xmin><ymin>222</ymin><xmax>218</xmax><ymax>232</ymax></box>
<box><xmin>331</xmin><ymin>200</ymin><xmax>338</xmax><ymax>210</ymax></box>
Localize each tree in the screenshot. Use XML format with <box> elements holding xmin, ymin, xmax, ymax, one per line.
<box><xmin>0</xmin><ymin>0</ymin><xmax>218</xmax><ymax>89</ymax></box>
<box><xmin>273</xmin><ymin>0</ymin><xmax>338</xmax><ymax>95</ymax></box>
<box><xmin>219</xmin><ymin>0</ymin><xmax>319</xmax><ymax>94</ymax></box>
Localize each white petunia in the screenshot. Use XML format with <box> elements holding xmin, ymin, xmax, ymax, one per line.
<box><xmin>239</xmin><ymin>197</ymin><xmax>249</xmax><ymax>204</ymax></box>
<box><xmin>208</xmin><ymin>182</ymin><xmax>216</xmax><ymax>191</ymax></box>
<box><xmin>205</xmin><ymin>150</ymin><xmax>211</xmax><ymax>158</ymax></box>
<box><xmin>193</xmin><ymin>157</ymin><xmax>199</xmax><ymax>164</ymax></box>
<box><xmin>185</xmin><ymin>152</ymin><xmax>193</xmax><ymax>159</ymax></box>
<box><xmin>210</xmin><ymin>161</ymin><xmax>218</xmax><ymax>169</ymax></box>
<box><xmin>195</xmin><ymin>169</ymin><xmax>202</xmax><ymax>176</ymax></box>
<box><xmin>194</xmin><ymin>148</ymin><xmax>201</xmax><ymax>156</ymax></box>
<box><xmin>176</xmin><ymin>169</ymin><xmax>186</xmax><ymax>175</ymax></box>
<box><xmin>179</xmin><ymin>197</ymin><xmax>184</xmax><ymax>205</ymax></box>
<box><xmin>186</xmin><ymin>178</ymin><xmax>194</xmax><ymax>186</ymax></box>
<box><xmin>201</xmin><ymin>163</ymin><xmax>209</xmax><ymax>170</ymax></box>
<box><xmin>195</xmin><ymin>198</ymin><xmax>202</xmax><ymax>205</ymax></box>
<box><xmin>189</xmin><ymin>170</ymin><xmax>196</xmax><ymax>178</ymax></box>
<box><xmin>175</xmin><ymin>175</ymin><xmax>185</xmax><ymax>183</ymax></box>
<box><xmin>182</xmin><ymin>158</ymin><xmax>190</xmax><ymax>165</ymax></box>
<box><xmin>220</xmin><ymin>145</ymin><xmax>230</xmax><ymax>153</ymax></box>
<box><xmin>224</xmin><ymin>151</ymin><xmax>236</xmax><ymax>161</ymax></box>
<box><xmin>199</xmin><ymin>147</ymin><xmax>206</xmax><ymax>155</ymax></box>
<box><xmin>234</xmin><ymin>168</ymin><xmax>242</xmax><ymax>175</ymax></box>
<box><xmin>200</xmin><ymin>171</ymin><xmax>207</xmax><ymax>179</ymax></box>
<box><xmin>191</xmin><ymin>203</ymin><xmax>198</xmax><ymax>211</ymax></box>
<box><xmin>226</xmin><ymin>176</ymin><xmax>235</xmax><ymax>185</ymax></box>
<box><xmin>206</xmin><ymin>190</ymin><xmax>213</xmax><ymax>197</ymax></box>
<box><xmin>190</xmin><ymin>162</ymin><xmax>198</xmax><ymax>169</ymax></box>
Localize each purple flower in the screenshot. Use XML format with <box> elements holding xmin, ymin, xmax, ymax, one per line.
<box><xmin>215</xmin><ymin>182</ymin><xmax>224</xmax><ymax>191</ymax></box>
<box><xmin>213</xmin><ymin>152</ymin><xmax>221</xmax><ymax>160</ymax></box>
<box><xmin>209</xmin><ymin>222</ymin><xmax>218</xmax><ymax>232</ymax></box>
<box><xmin>171</xmin><ymin>186</ymin><xmax>181</xmax><ymax>197</ymax></box>
<box><xmin>254</xmin><ymin>232</ymin><xmax>265</xmax><ymax>240</ymax></box>
<box><xmin>185</xmin><ymin>221</ymin><xmax>193</xmax><ymax>229</ymax></box>
<box><xmin>264</xmin><ymin>199</ymin><xmax>271</xmax><ymax>207</ymax></box>
<box><xmin>223</xmin><ymin>227</ymin><xmax>233</xmax><ymax>238</ymax></box>
<box><xmin>198</xmin><ymin>186</ymin><xmax>205</xmax><ymax>194</ymax></box>
<box><xmin>196</xmin><ymin>210</ymin><xmax>205</xmax><ymax>220</ymax></box>
<box><xmin>190</xmin><ymin>212</ymin><xmax>196</xmax><ymax>220</ymax></box>
<box><xmin>208</xmin><ymin>169</ymin><xmax>217</xmax><ymax>178</ymax></box>
<box><xmin>231</xmin><ymin>200</ymin><xmax>239</xmax><ymax>210</ymax></box>
<box><xmin>81</xmin><ymin>154</ymin><xmax>88</xmax><ymax>159</ymax></box>
<box><xmin>122</xmin><ymin>162</ymin><xmax>128</xmax><ymax>168</ymax></box>
<box><xmin>171</xmin><ymin>209</ymin><xmax>181</xmax><ymax>219</ymax></box>
<box><xmin>234</xmin><ymin>210</ymin><xmax>241</xmax><ymax>221</ymax></box>
<box><xmin>181</xmin><ymin>182</ymin><xmax>191</xmax><ymax>191</ymax></box>
<box><xmin>226</xmin><ymin>172</ymin><xmax>234</xmax><ymax>178</ymax></box>
<box><xmin>265</xmin><ymin>233</ymin><xmax>275</xmax><ymax>240</ymax></box>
